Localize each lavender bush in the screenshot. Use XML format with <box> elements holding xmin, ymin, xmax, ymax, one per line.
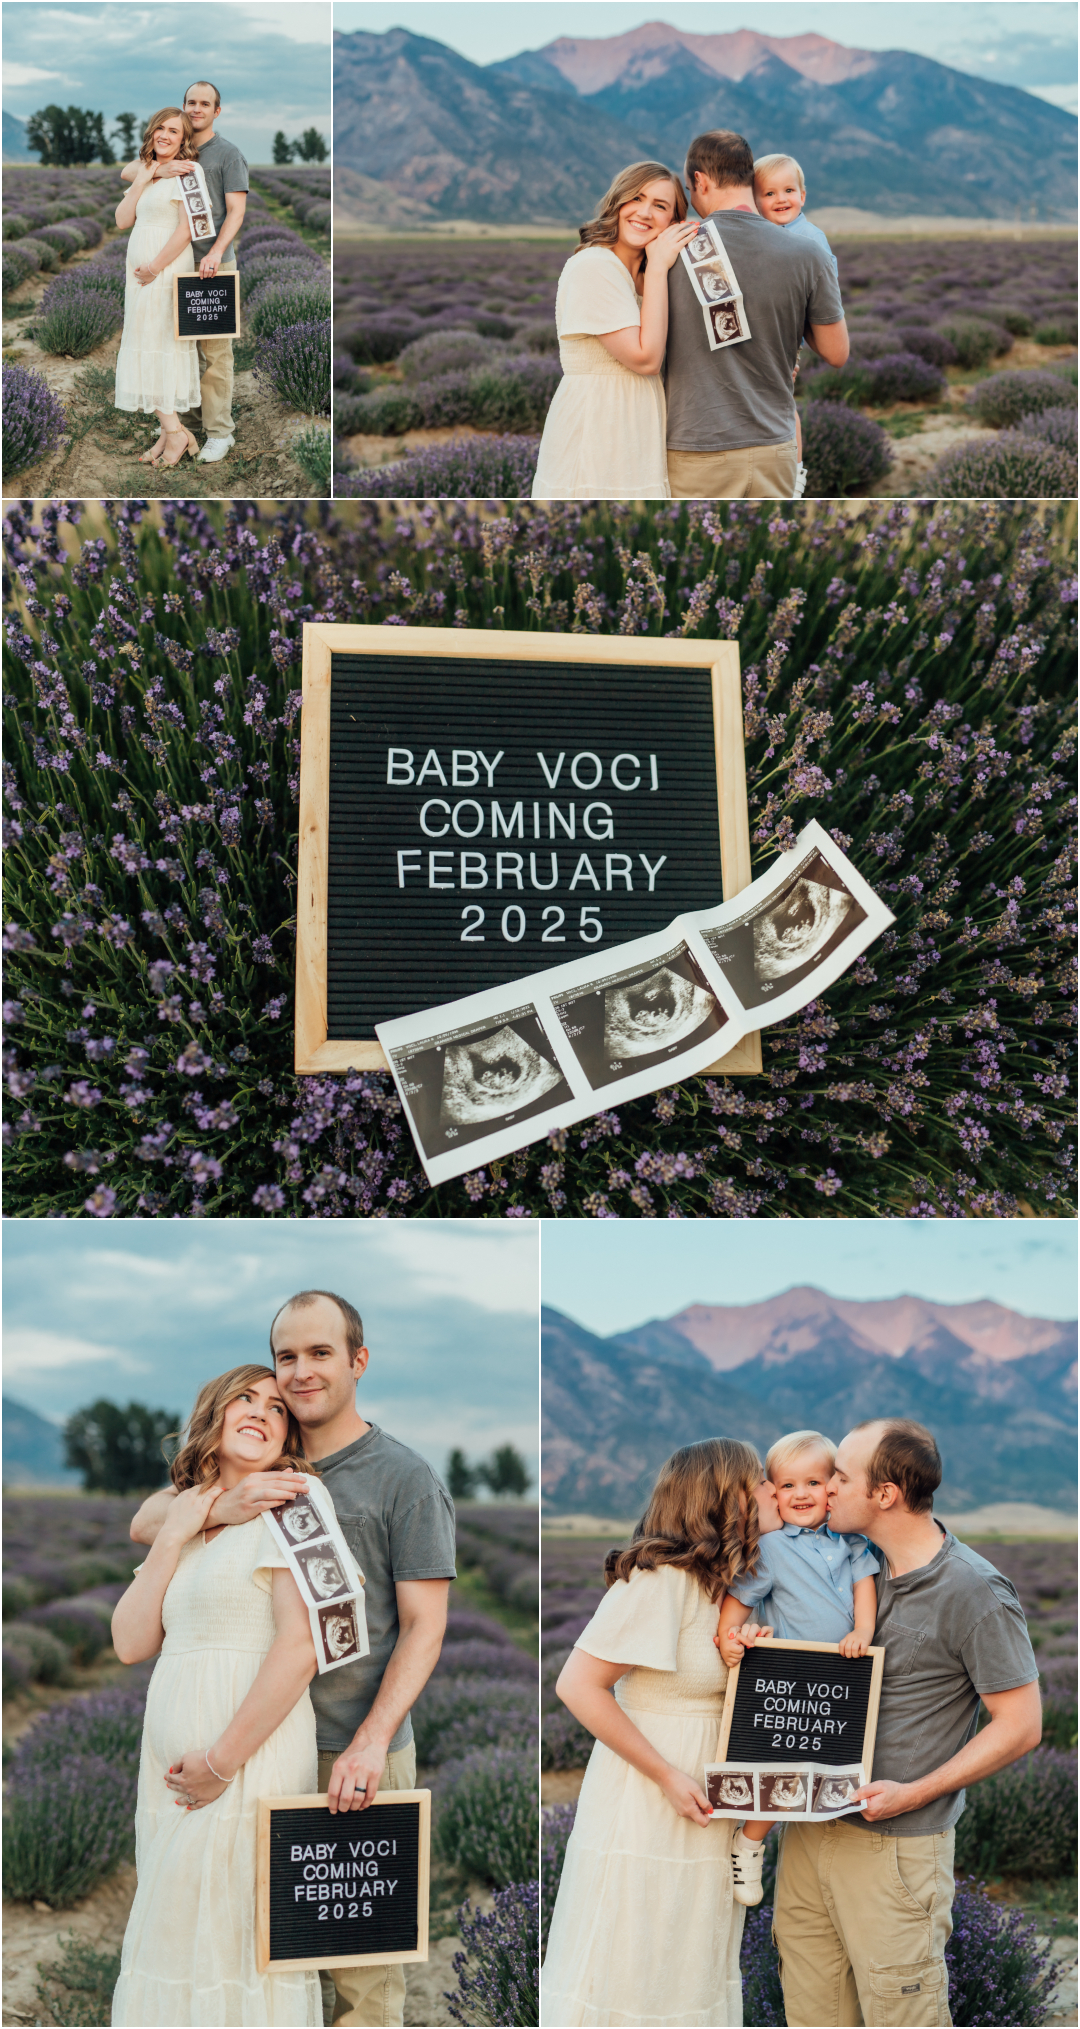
<box><xmin>398</xmin><ymin>329</ymin><xmax>503</xmax><ymax>381</ymax></box>
<box><xmin>800</xmin><ymin>402</ymin><xmax>893</xmax><ymax>494</ymax></box>
<box><xmin>1019</xmin><ymin>406</ymin><xmax>1078</xmax><ymax>451</ymax></box>
<box><xmin>36</xmin><ymin>286</ymin><xmax>123</xmax><ymax>359</ymax></box>
<box><xmin>2</xmin><ymin>365</ymin><xmax>67</xmax><ymax>473</ymax></box>
<box><xmin>541</xmin><ymin>1705</ymin><xmax>594</xmax><ymax>1770</ymax></box>
<box><xmin>247</xmin><ymin>278</ymin><xmax>330</xmax><ymax>340</ymax></box>
<box><xmin>3</xmin><ymin>498</ymin><xmax>1075</xmax><ymax>1219</ymax></box>
<box><xmin>953</xmin><ymin>1748</ymin><xmax>1077</xmax><ymax>1878</ymax></box>
<box><xmin>4</xmin><ymin>1753</ymin><xmax>138</xmax><ymax>1905</ymax></box>
<box><xmin>540</xmin><ymin>1802</ymin><xmax>576</xmax><ymax>1949</ymax></box>
<box><xmin>435</xmin><ymin>1641</ymin><xmax>537</xmax><ymax>1682</ymax></box>
<box><xmin>412</xmin><ymin>1675</ymin><xmax>537</xmax><ymax>1762</ymax></box>
<box><xmin>446</xmin><ymin>1882</ymin><xmax>539</xmax><ymax>2027</ymax></box>
<box><xmin>2</xmin><ymin>1621</ymin><xmax>74</xmax><ymax>1686</ymax></box>
<box><xmin>741</xmin><ymin>1904</ymin><xmax>788</xmax><ymax>2027</ymax></box>
<box><xmin>338</xmin><ymin>434</ymin><xmax>540</xmax><ymax>496</ymax></box>
<box><xmin>253</xmin><ymin>318</ymin><xmax>331</xmax><ymax>417</ymax></box>
<box><xmin>3</xmin><ymin>1642</ymin><xmax>32</xmax><ymax>1694</ymax></box>
<box><xmin>11</xmin><ymin>1684</ymin><xmax>146</xmax><ymax>1772</ymax></box>
<box><xmin>33</xmin><ymin>1934</ymin><xmax>122</xmax><ymax>2029</ymax></box>
<box><xmin>927</xmin><ymin>433</ymin><xmax>1078</xmax><ymax>497</ymax></box>
<box><xmin>20</xmin><ymin>1589</ymin><xmax>118</xmax><ymax>1663</ymax></box>
<box><xmin>292</xmin><ymin>424</ymin><xmax>333</xmax><ymax>496</ymax></box>
<box><xmin>434</xmin><ymin>1749</ymin><xmax>538</xmax><ymax>1886</ymax></box>
<box><xmin>938</xmin><ymin>317</ymin><xmax>1013</xmax><ymax>370</ymax></box>
<box><xmin>967</xmin><ymin>371</ymin><xmax>1076</xmax><ymax>429</ymax></box>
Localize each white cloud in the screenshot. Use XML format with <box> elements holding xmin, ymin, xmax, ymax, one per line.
<box><xmin>370</xmin><ymin>1226</ymin><xmax>539</xmax><ymax>1314</ymax></box>
<box><xmin>3</xmin><ymin>62</ymin><xmax>67</xmax><ymax>88</ymax></box>
<box><xmin>2</xmin><ymin>1326</ymin><xmax>149</xmax><ymax>1378</ymax></box>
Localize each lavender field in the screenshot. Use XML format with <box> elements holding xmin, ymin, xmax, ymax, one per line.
<box><xmin>333</xmin><ymin>233</ymin><xmax>1077</xmax><ymax>498</ymax></box>
<box><xmin>3</xmin><ymin>1491</ymin><xmax>538</xmax><ymax>2025</ymax></box>
<box><xmin>3</xmin><ymin>164</ymin><xmax>330</xmax><ymax>498</ymax></box>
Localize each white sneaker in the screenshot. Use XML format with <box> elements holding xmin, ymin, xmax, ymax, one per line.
<box><xmin>196</xmin><ymin>435</ymin><xmax>235</xmax><ymax>464</ymax></box>
<box><xmin>793</xmin><ymin>461</ymin><xmax>808</xmax><ymax>498</ymax></box>
<box><xmin>731</xmin><ymin>1833</ymin><xmax>765</xmax><ymax>1906</ymax></box>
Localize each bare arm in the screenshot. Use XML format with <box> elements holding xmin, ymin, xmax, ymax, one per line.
<box><xmin>130</xmin><ymin>1469</ymin><xmax>310</xmax><ymax>1546</ymax></box>
<box><xmin>164</xmin><ymin>1568</ymin><xmax>317</xmax><ymax>1807</ymax></box>
<box><xmin>113</xmin><ymin>1483</ymin><xmax>222</xmax><ymax>1662</ymax></box>
<box><xmin>807</xmin><ymin>317</ymin><xmax>850</xmax><ymax>368</ymax></box>
<box><xmin>854</xmin><ymin>1679</ymin><xmax>1042</xmax><ymax>1824</ymax></box>
<box><xmin>597</xmin><ymin>220</ymin><xmax>697</xmax><ymax>377</ymax></box>
<box><xmin>115</xmin><ymin>163</ymin><xmax>154</xmax><ymax>230</ymax></box>
<box><xmin>326</xmin><ymin>1578</ymin><xmax>449</xmax><ymax>1814</ymax></box>
<box><xmin>120</xmin><ymin>156</ymin><xmax>140</xmax><ymax>186</ymax></box>
<box><xmin>556</xmin><ymin>1647</ymin><xmax>713</xmax><ymax>1825</ymax></box>
<box><xmin>839</xmin><ymin>1576</ymin><xmax>878</xmax><ymax>1659</ymax></box>
<box><xmin>132</xmin><ymin>213</ymin><xmax>192</xmax><ymax>284</ymax></box>
<box><xmin>714</xmin><ymin>1593</ymin><xmax>753</xmax><ymax>1668</ymax></box>
<box><xmin>200</xmin><ymin>190</ymin><xmax>246</xmax><ymax>277</ymax></box>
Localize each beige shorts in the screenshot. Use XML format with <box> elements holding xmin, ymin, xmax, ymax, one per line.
<box><xmin>667</xmin><ymin>438</ymin><xmax>798</xmax><ymax>500</ymax></box>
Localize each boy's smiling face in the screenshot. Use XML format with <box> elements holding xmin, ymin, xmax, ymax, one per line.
<box><xmin>755</xmin><ymin>164</ymin><xmax>804</xmax><ymax>225</ymax></box>
<box><xmin>773</xmin><ymin>1449</ymin><xmax>832</xmax><ymax>1529</ymax></box>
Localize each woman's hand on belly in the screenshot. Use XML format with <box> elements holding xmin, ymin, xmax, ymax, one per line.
<box><xmin>658</xmin><ymin>1763</ymin><xmax>714</xmax><ymax>1827</ymax></box>
<box><xmin>164</xmin><ymin>1748</ymin><xmax>232</xmax><ymax>1810</ymax></box>
<box><xmin>133</xmin><ymin>262</ymin><xmax>158</xmax><ymax>287</ymax></box>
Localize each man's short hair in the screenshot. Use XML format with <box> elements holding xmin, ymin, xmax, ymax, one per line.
<box><xmin>270</xmin><ymin>1290</ymin><xmax>365</xmax><ymax>1359</ymax></box>
<box><xmin>857</xmin><ymin>1419</ymin><xmax>941</xmax><ymax>1514</ymax></box>
<box><xmin>685</xmin><ymin>130</ymin><xmax>755</xmax><ymax>193</ymax></box>
<box><xmin>185</xmin><ymin>79</ymin><xmax>221</xmax><ymax>110</ymax></box>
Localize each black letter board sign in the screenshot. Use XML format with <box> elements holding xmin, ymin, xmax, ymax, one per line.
<box><xmin>295</xmin><ymin>624</ymin><xmax>761</xmax><ymax>1077</ymax></box>
<box><xmin>173</xmin><ymin>271</ymin><xmax>239</xmax><ymax>338</ymax></box>
<box><xmin>256</xmin><ymin>1791</ymin><xmax>430</xmax><ymax>1971</ymax></box>
<box><xmin>705</xmin><ymin>1638</ymin><xmax>884</xmax><ymax>1822</ymax></box>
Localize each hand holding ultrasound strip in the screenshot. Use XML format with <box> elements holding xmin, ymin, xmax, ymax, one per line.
<box><xmin>377</xmin><ymin>820</ymin><xmax>894</xmax><ymax>1186</ymax></box>
<box><xmin>704</xmin><ymin>1762</ymin><xmax>867</xmax><ymax>1819</ymax></box>
<box><xmin>263</xmin><ymin>1480</ymin><xmax>369</xmax><ymax>1674</ymax></box>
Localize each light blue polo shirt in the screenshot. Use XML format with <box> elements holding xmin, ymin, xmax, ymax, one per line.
<box><xmin>729</xmin><ymin>1522</ymin><xmax>878</xmax><ymax>1642</ymax></box>
<box><xmin>783</xmin><ymin>210</ymin><xmax>840</xmax><ymax>284</ymax></box>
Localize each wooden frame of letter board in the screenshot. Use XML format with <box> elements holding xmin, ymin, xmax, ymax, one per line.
<box><xmin>256</xmin><ymin>1790</ymin><xmax>431</xmax><ymax>1972</ymax></box>
<box><xmin>172</xmin><ymin>270</ymin><xmax>239</xmax><ymax>339</ymax></box>
<box><xmin>716</xmin><ymin>1638</ymin><xmax>886</xmax><ymax>1775</ymax></box>
<box><xmin>294</xmin><ymin>622</ymin><xmax>762</xmax><ymax>1077</ymax></box>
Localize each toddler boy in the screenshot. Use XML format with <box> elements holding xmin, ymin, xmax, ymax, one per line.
<box><xmin>752</xmin><ymin>156</ymin><xmax>841</xmax><ymax>498</ymax></box>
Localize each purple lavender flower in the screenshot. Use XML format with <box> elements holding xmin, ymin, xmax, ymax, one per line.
<box><xmin>2</xmin><ymin>366</ymin><xmax>67</xmax><ymax>475</ymax></box>
<box><xmin>446</xmin><ymin>1881</ymin><xmax>539</xmax><ymax>2028</ymax></box>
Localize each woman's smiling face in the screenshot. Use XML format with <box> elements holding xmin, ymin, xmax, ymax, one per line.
<box><xmin>617</xmin><ymin>178</ymin><xmax>678</xmax><ymax>248</ymax></box>
<box><xmin>219</xmin><ymin>1376</ymin><xmax>289</xmax><ymax>1471</ymax></box>
<box><xmin>153</xmin><ymin>117</ymin><xmax>187</xmax><ymax>161</ymax></box>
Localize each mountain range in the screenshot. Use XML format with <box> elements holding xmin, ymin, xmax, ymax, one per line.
<box><xmin>2</xmin><ymin>1397</ymin><xmax>79</xmax><ymax>1485</ymax></box>
<box><xmin>542</xmin><ymin>1287</ymin><xmax>1077</xmax><ymax>1516</ymax></box>
<box><xmin>333</xmin><ymin>22</ymin><xmax>1077</xmax><ymax>227</ymax></box>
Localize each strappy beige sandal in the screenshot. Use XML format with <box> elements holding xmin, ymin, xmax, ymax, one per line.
<box><xmin>159</xmin><ymin>428</ymin><xmax>198</xmax><ymax>468</ymax></box>
<box><xmin>138</xmin><ymin>432</ymin><xmax>166</xmax><ymax>465</ymax></box>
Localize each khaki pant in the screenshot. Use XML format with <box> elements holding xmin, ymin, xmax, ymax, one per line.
<box><xmin>195</xmin><ymin>256</ymin><xmax>237</xmax><ymax>438</ymax></box>
<box><xmin>315</xmin><ymin>1743</ymin><xmax>417</xmax><ymax>2027</ymax></box>
<box><xmin>667</xmin><ymin>438</ymin><xmax>798</xmax><ymax>500</ymax></box>
<box><xmin>774</xmin><ymin>1818</ymin><xmax>955</xmax><ymax>2028</ymax></box>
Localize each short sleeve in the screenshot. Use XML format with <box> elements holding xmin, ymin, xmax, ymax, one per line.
<box><xmin>958</xmin><ymin>1598</ymin><xmax>1039</xmax><ymax>1695</ymax></box>
<box><xmin>575</xmin><ymin>1562</ymin><xmax>687</xmax><ymax>1672</ymax></box>
<box><xmin>727</xmin><ymin>1565</ymin><xmax>776</xmax><ymax>1608</ymax></box>
<box><xmin>847</xmin><ymin>1535</ymin><xmax>880</xmax><ymax>1583</ymax></box>
<box><xmin>388</xmin><ymin>1487</ymin><xmax>457</xmax><ymax>1583</ymax></box>
<box><xmin>558</xmin><ymin>248</ymin><xmax>640</xmax><ymax>337</ymax></box>
<box><xmin>253</xmin><ymin>1515</ymin><xmax>293</xmax><ymax>1595</ymax></box>
<box><xmin>806</xmin><ymin>247</ymin><xmax>843</xmax><ymax>327</ymax></box>
<box><xmin>223</xmin><ymin>143</ymin><xmax>249</xmax><ymax>192</ymax></box>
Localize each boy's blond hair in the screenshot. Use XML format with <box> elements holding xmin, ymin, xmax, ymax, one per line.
<box><xmin>766</xmin><ymin>1429</ymin><xmax>835</xmax><ymax>1478</ymax></box>
<box><xmin>753</xmin><ymin>152</ymin><xmax>806</xmax><ymax>194</ymax></box>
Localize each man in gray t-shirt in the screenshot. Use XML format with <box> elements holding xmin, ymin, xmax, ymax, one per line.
<box><xmin>665</xmin><ymin>130</ymin><xmax>847</xmax><ymax>501</ymax></box>
<box><xmin>771</xmin><ymin>1418</ymin><xmax>1041</xmax><ymax>2028</ymax></box>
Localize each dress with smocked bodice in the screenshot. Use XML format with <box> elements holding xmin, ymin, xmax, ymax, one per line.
<box><xmin>114</xmin><ymin>169</ymin><xmax>205</xmax><ymax>417</ymax></box>
<box><xmin>542</xmin><ymin>1562</ymin><xmax>744</xmax><ymax>2027</ymax></box>
<box><xmin>532</xmin><ymin>247</ymin><xmax>670</xmax><ymax>500</ymax></box>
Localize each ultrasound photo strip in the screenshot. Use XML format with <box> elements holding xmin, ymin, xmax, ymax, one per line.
<box><xmin>704</xmin><ymin>1762</ymin><xmax>867</xmax><ymax>1820</ymax></box>
<box><xmin>262</xmin><ymin>1480</ymin><xmax>370</xmax><ymax>1675</ymax></box>
<box><xmin>680</xmin><ymin>220</ymin><xmax>752</xmax><ymax>351</ymax></box>
<box><xmin>178</xmin><ymin>166</ymin><xmax>214</xmax><ymax>243</ymax></box>
<box><xmin>377</xmin><ymin>819</ymin><xmax>893</xmax><ymax>1185</ymax></box>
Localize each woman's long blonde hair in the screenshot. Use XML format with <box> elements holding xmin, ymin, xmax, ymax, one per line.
<box><xmin>140</xmin><ymin>106</ymin><xmax>198</xmax><ymax>165</ymax></box>
<box><xmin>169</xmin><ymin>1363</ymin><xmax>317</xmax><ymax>1491</ymax></box>
<box><xmin>605</xmin><ymin>1437</ymin><xmax>762</xmax><ymax>1602</ymax></box>
<box><xmin>576</xmin><ymin>160</ymin><xmax>687</xmax><ymax>260</ymax></box>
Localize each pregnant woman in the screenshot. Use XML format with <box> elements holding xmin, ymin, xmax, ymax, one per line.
<box><xmin>532</xmin><ymin>161</ymin><xmax>698</xmax><ymax>501</ymax></box>
<box><xmin>543</xmin><ymin>1438</ymin><xmax>770</xmax><ymax>2027</ymax></box>
<box><xmin>111</xmin><ymin>1364</ymin><xmax>363</xmax><ymax>2027</ymax></box>
<box><xmin>113</xmin><ymin>107</ymin><xmax>211</xmax><ymax>467</ymax></box>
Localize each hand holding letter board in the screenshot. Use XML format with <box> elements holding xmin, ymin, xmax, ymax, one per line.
<box><xmin>705</xmin><ymin>1639</ymin><xmax>884</xmax><ymax>1822</ymax></box>
<box><xmin>257</xmin><ymin>1793</ymin><xmax>430</xmax><ymax>1971</ymax></box>
<box><xmin>294</xmin><ymin>623</ymin><xmax>762</xmax><ymax>1079</ymax></box>
<box><xmin>174</xmin><ymin>272</ymin><xmax>239</xmax><ymax>339</ymax></box>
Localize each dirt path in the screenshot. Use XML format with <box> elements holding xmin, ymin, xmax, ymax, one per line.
<box><xmin>4</xmin><ymin>243</ymin><xmax>327</xmax><ymax>499</ymax></box>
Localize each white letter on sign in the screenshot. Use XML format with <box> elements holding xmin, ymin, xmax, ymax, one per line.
<box><xmin>387</xmin><ymin>749</ymin><xmax>414</xmax><ymax>784</ymax></box>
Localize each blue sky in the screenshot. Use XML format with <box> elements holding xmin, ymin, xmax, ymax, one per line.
<box><xmin>333</xmin><ymin>2</ymin><xmax>1078</xmax><ymax>110</ymax></box>
<box><xmin>541</xmin><ymin>1222</ymin><xmax>1079</xmax><ymax>1337</ymax></box>
<box><xmin>3</xmin><ymin>1</ymin><xmax>331</xmax><ymax>165</ymax></box>
<box><xmin>2</xmin><ymin>1223</ymin><xmax>539</xmax><ymax>1484</ymax></box>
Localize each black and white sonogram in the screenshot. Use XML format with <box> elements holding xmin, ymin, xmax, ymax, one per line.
<box><xmin>179</xmin><ymin>171</ymin><xmax>200</xmax><ymax>191</ymax></box>
<box><xmin>387</xmin><ymin>1007</ymin><xmax>573</xmax><ymax>1159</ymax></box>
<box><xmin>759</xmin><ymin>1770</ymin><xmax>807</xmax><ymax>1813</ymax></box>
<box><xmin>276</xmin><ymin>1493</ymin><xmax>324</xmax><ymax>1545</ymax></box>
<box><xmin>701</xmin><ymin>850</ymin><xmax>867</xmax><ymax>1009</ymax></box>
<box><xmin>551</xmin><ymin>944</ymin><xmax>728</xmax><ymax>1089</ymax></box>
<box><xmin>697</xmin><ymin>263</ymin><xmax>735</xmax><ymax>304</ymax></box>
<box><xmin>707</xmin><ymin>1768</ymin><xmax>755</xmax><ymax>1812</ymax></box>
<box><xmin>811</xmin><ymin>1770</ymin><xmax>862</xmax><ymax>1815</ymax></box>
<box><xmin>686</xmin><ymin>225</ymin><xmax>715</xmax><ymax>264</ymax></box>
<box><xmin>293</xmin><ymin>1540</ymin><xmax>350</xmax><ymax>1604</ymax></box>
<box><xmin>318</xmin><ymin>1599</ymin><xmax>362</xmax><ymax>1665</ymax></box>
<box><xmin>191</xmin><ymin>214</ymin><xmax>213</xmax><ymax>238</ymax></box>
<box><xmin>709</xmin><ymin>301</ymin><xmax>745</xmax><ymax>345</ymax></box>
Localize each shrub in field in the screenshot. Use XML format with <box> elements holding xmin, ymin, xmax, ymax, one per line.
<box><xmin>248</xmin><ymin>278</ymin><xmax>331</xmax><ymax>339</ymax></box>
<box><xmin>3</xmin><ymin>499</ymin><xmax>1075</xmax><ymax>1219</ymax></box>
<box><xmin>3</xmin><ymin>1642</ymin><xmax>32</xmax><ymax>1695</ymax></box>
<box><xmin>292</xmin><ymin>424</ymin><xmax>332</xmax><ymax>494</ymax></box>
<box><xmin>447</xmin><ymin>1883</ymin><xmax>539</xmax><ymax>2028</ymax></box>
<box><xmin>40</xmin><ymin>265</ymin><xmax>125</xmax><ymax>309</ymax></box>
<box><xmin>953</xmin><ymin>1748</ymin><xmax>1076</xmax><ymax>1878</ymax></box>
<box><xmin>3</xmin><ymin>245</ymin><xmax>39</xmax><ymax>287</ymax></box>
<box><xmin>334</xmin><ymin>352</ymin><xmax>368</xmax><ymax>393</ymax></box>
<box><xmin>468</xmin><ymin>355</ymin><xmax>563</xmax><ymax>432</ymax></box>
<box><xmin>443</xmin><ymin>1611</ymin><xmax>519</xmax><ymax>1646</ymax></box>
<box><xmin>35</xmin><ymin>225</ymin><xmax>84</xmax><ymax>259</ymax></box>
<box><xmin>1035</xmin><ymin>319</ymin><xmax>1078</xmax><ymax>345</ymax></box>
<box><xmin>2</xmin><ymin>1623</ymin><xmax>76</xmax><ymax>1686</ymax></box>
<box><xmin>33</xmin><ymin>1935</ymin><xmax>122</xmax><ymax>2029</ymax></box>
<box><xmin>13</xmin><ymin>1685</ymin><xmax>146</xmax><ymax>1773</ymax></box>
<box><xmin>340</xmin><ymin>433</ymin><xmax>540</xmax><ymax>496</ymax></box>
<box><xmin>3</xmin><ymin>213</ymin><xmax>31</xmax><ymax>239</ymax></box>
<box><xmin>303</xmin><ymin>201</ymin><xmax>332</xmax><ymax>232</ymax></box>
<box><xmin>344</xmin><ymin>383</ymin><xmax>424</xmax><ymax>433</ymax></box>
<box><xmin>989</xmin><ymin>307</ymin><xmax>1035</xmax><ymax>337</ymax></box>
<box><xmin>1040</xmin><ymin>1692</ymin><xmax>1077</xmax><ymax>1750</ymax></box>
<box><xmin>1019</xmin><ymin>405</ymin><xmax>1078</xmax><ymax>451</ymax></box>
<box><xmin>794</xmin><ymin>361</ymin><xmax>874</xmax><ymax>406</ymax></box>
<box><xmin>927</xmin><ymin>432</ymin><xmax>1078</xmax><ymax>497</ymax></box>
<box><xmin>398</xmin><ymin>328</ymin><xmax>503</xmax><ymax>380</ymax></box>
<box><xmin>344</xmin><ymin>314</ymin><xmax>425</xmax><ymax>364</ymax></box>
<box><xmin>19</xmin><ymin>236</ymin><xmax>61</xmax><ymax>271</ymax></box>
<box><xmin>946</xmin><ymin>1883</ymin><xmax>1059</xmax><ymax>2027</ymax></box>
<box><xmin>800</xmin><ymin>401</ymin><xmax>892</xmax><ymax>494</ymax></box>
<box><xmin>1</xmin><ymin>364</ymin><xmax>67</xmax><ymax>473</ymax></box>
<box><xmin>240</xmin><ymin>253</ymin><xmax>323</xmax><ymax>303</ymax></box>
<box><xmin>892</xmin><ymin>325</ymin><xmax>959</xmax><ymax>367</ymax></box>
<box><xmin>866</xmin><ymin>351</ymin><xmax>947</xmax><ymax>403</ymax></box>
<box><xmin>518</xmin><ymin>318</ymin><xmax>560</xmax><ymax>354</ymax></box>
<box><xmin>37</xmin><ymin>286</ymin><xmax>123</xmax><ymax>357</ymax></box>
<box><xmin>253</xmin><ymin>317</ymin><xmax>331</xmax><ymax>415</ymax></box>
<box><xmin>966</xmin><ymin>370</ymin><xmax>1074</xmax><ymax>428</ymax></box>
<box><xmin>4</xmin><ymin>1573</ymin><xmax>38</xmax><ymax>1617</ymax></box>
<box><xmin>541</xmin><ymin>1803</ymin><xmax>576</xmax><ymax>1949</ymax></box>
<box><xmin>435</xmin><ymin>1749</ymin><xmax>537</xmax><ymax>1886</ymax></box>
<box><xmin>938</xmin><ymin>316</ymin><xmax>1012</xmax><ymax>369</ymax></box>
<box><xmin>412</xmin><ymin>1676</ymin><xmax>537</xmax><ymax>1762</ymax></box>
<box><xmin>21</xmin><ymin>1592</ymin><xmax>115</xmax><ymax>1663</ymax></box>
<box><xmin>3</xmin><ymin>1753</ymin><xmax>137</xmax><ymax>1905</ymax></box>
<box><xmin>55</xmin><ymin>217</ymin><xmax>104</xmax><ymax>248</ymax></box>
<box><xmin>541</xmin><ymin>1705</ymin><xmax>594</xmax><ymax>1770</ymax></box>
<box><xmin>741</xmin><ymin>1905</ymin><xmax>787</xmax><ymax>2027</ymax></box>
<box><xmin>435</xmin><ymin>1640</ymin><xmax>537</xmax><ymax>1682</ymax></box>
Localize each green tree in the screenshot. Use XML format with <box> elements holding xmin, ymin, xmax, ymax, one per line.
<box><xmin>26</xmin><ymin>105</ymin><xmax>114</xmax><ymax>166</ymax></box>
<box><xmin>111</xmin><ymin>113</ymin><xmax>140</xmax><ymax>157</ymax></box>
<box><xmin>64</xmin><ymin>1399</ymin><xmax>179</xmax><ymax>1493</ymax></box>
<box><xmin>446</xmin><ymin>1447</ymin><xmax>477</xmax><ymax>1501</ymax></box>
<box><xmin>272</xmin><ymin>130</ymin><xmax>295</xmax><ymax>164</ymax></box>
<box><xmin>294</xmin><ymin>127</ymin><xmax>328</xmax><ymax>163</ymax></box>
<box><xmin>477</xmin><ymin>1444</ymin><xmax>532</xmax><ymax>1499</ymax></box>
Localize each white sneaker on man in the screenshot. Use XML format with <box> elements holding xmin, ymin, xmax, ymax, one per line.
<box><xmin>731</xmin><ymin>1831</ymin><xmax>765</xmax><ymax>1906</ymax></box>
<box><xmin>197</xmin><ymin>435</ymin><xmax>235</xmax><ymax>464</ymax></box>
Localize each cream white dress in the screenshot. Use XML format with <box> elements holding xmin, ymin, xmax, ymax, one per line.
<box><xmin>111</xmin><ymin>1518</ymin><xmax>321</xmax><ymax>2028</ymax></box>
<box><xmin>541</xmin><ymin>1564</ymin><xmax>744</xmax><ymax>2028</ymax></box>
<box><xmin>114</xmin><ymin>169</ymin><xmax>206</xmax><ymax>416</ymax></box>
<box><xmin>532</xmin><ymin>247</ymin><xmax>670</xmax><ymax>501</ymax></box>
